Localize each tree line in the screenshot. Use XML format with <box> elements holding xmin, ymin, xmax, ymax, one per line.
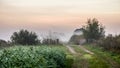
<box><xmin>0</xmin><ymin>18</ymin><xmax>120</xmax><ymax>53</ymax></box>
<box><xmin>69</xmin><ymin>18</ymin><xmax>120</xmax><ymax>53</ymax></box>
<box><xmin>0</xmin><ymin>30</ymin><xmax>61</xmax><ymax>46</ymax></box>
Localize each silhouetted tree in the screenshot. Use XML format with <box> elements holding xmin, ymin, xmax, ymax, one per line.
<box><xmin>11</xmin><ymin>29</ymin><xmax>40</xmax><ymax>45</ymax></box>
<box><xmin>0</xmin><ymin>39</ymin><xmax>7</xmax><ymax>46</ymax></box>
<box><xmin>82</xmin><ymin>18</ymin><xmax>105</xmax><ymax>43</ymax></box>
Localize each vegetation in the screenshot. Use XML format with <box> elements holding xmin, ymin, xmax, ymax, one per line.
<box><xmin>0</xmin><ymin>46</ymin><xmax>73</xmax><ymax>68</ymax></box>
<box><xmin>65</xmin><ymin>55</ymin><xmax>74</xmax><ymax>68</ymax></box>
<box><xmin>82</xmin><ymin>18</ymin><xmax>105</xmax><ymax>43</ymax></box>
<box><xmin>84</xmin><ymin>45</ymin><xmax>120</xmax><ymax>67</ymax></box>
<box><xmin>69</xmin><ymin>35</ymin><xmax>84</xmax><ymax>45</ymax></box>
<box><xmin>98</xmin><ymin>34</ymin><xmax>120</xmax><ymax>53</ymax></box>
<box><xmin>11</xmin><ymin>29</ymin><xmax>40</xmax><ymax>45</ymax></box>
<box><xmin>0</xmin><ymin>39</ymin><xmax>12</xmax><ymax>48</ymax></box>
<box><xmin>0</xmin><ymin>18</ymin><xmax>120</xmax><ymax>68</ymax></box>
<box><xmin>42</xmin><ymin>39</ymin><xmax>60</xmax><ymax>45</ymax></box>
<box><xmin>71</xmin><ymin>45</ymin><xmax>110</xmax><ymax>68</ymax></box>
<box><xmin>42</xmin><ymin>31</ymin><xmax>63</xmax><ymax>45</ymax></box>
<box><xmin>0</xmin><ymin>39</ymin><xmax>7</xmax><ymax>46</ymax></box>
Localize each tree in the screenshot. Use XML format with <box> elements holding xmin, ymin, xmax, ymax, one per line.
<box><xmin>82</xmin><ymin>18</ymin><xmax>105</xmax><ymax>43</ymax></box>
<box><xmin>41</xmin><ymin>31</ymin><xmax>62</xmax><ymax>45</ymax></box>
<box><xmin>69</xmin><ymin>35</ymin><xmax>83</xmax><ymax>45</ymax></box>
<box><xmin>11</xmin><ymin>29</ymin><xmax>40</xmax><ymax>45</ymax></box>
<box><xmin>0</xmin><ymin>39</ymin><xmax>7</xmax><ymax>46</ymax></box>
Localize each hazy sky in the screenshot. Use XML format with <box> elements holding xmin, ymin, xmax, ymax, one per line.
<box><xmin>0</xmin><ymin>0</ymin><xmax>120</xmax><ymax>41</ymax></box>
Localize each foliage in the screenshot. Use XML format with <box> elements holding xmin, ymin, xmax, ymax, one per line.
<box><xmin>0</xmin><ymin>39</ymin><xmax>7</xmax><ymax>46</ymax></box>
<box><xmin>11</xmin><ymin>29</ymin><xmax>40</xmax><ymax>45</ymax></box>
<box><xmin>84</xmin><ymin>45</ymin><xmax>120</xmax><ymax>67</ymax></box>
<box><xmin>82</xmin><ymin>18</ymin><xmax>105</xmax><ymax>43</ymax></box>
<box><xmin>0</xmin><ymin>46</ymin><xmax>67</xmax><ymax>68</ymax></box>
<box><xmin>65</xmin><ymin>55</ymin><xmax>74</xmax><ymax>68</ymax></box>
<box><xmin>98</xmin><ymin>34</ymin><xmax>120</xmax><ymax>53</ymax></box>
<box><xmin>0</xmin><ymin>39</ymin><xmax>12</xmax><ymax>48</ymax></box>
<box><xmin>71</xmin><ymin>45</ymin><xmax>110</xmax><ymax>68</ymax></box>
<box><xmin>42</xmin><ymin>39</ymin><xmax>59</xmax><ymax>45</ymax></box>
<box><xmin>41</xmin><ymin>31</ymin><xmax>62</xmax><ymax>45</ymax></box>
<box><xmin>69</xmin><ymin>35</ymin><xmax>84</xmax><ymax>45</ymax></box>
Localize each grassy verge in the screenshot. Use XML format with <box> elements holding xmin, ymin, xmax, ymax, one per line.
<box><xmin>84</xmin><ymin>44</ymin><xmax>120</xmax><ymax>68</ymax></box>
<box><xmin>71</xmin><ymin>45</ymin><xmax>110</xmax><ymax>68</ymax></box>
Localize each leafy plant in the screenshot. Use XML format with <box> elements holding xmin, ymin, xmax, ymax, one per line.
<box><xmin>0</xmin><ymin>46</ymin><xmax>67</xmax><ymax>68</ymax></box>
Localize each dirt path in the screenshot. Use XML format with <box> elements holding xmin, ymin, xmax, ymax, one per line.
<box><xmin>79</xmin><ymin>45</ymin><xmax>94</xmax><ymax>55</ymax></box>
<box><xmin>82</xmin><ymin>45</ymin><xmax>120</xmax><ymax>68</ymax></box>
<box><xmin>65</xmin><ymin>45</ymin><xmax>77</xmax><ymax>54</ymax></box>
<box><xmin>65</xmin><ymin>45</ymin><xmax>120</xmax><ymax>68</ymax></box>
<box><xmin>65</xmin><ymin>45</ymin><xmax>93</xmax><ymax>55</ymax></box>
<box><xmin>65</xmin><ymin>45</ymin><xmax>89</xmax><ymax>68</ymax></box>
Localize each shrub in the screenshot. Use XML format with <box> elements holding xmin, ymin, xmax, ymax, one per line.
<box><xmin>11</xmin><ymin>29</ymin><xmax>40</xmax><ymax>45</ymax></box>
<box><xmin>98</xmin><ymin>34</ymin><xmax>120</xmax><ymax>53</ymax></box>
<box><xmin>0</xmin><ymin>46</ymin><xmax>67</xmax><ymax>68</ymax></box>
<box><xmin>0</xmin><ymin>39</ymin><xmax>7</xmax><ymax>47</ymax></box>
<box><xmin>65</xmin><ymin>55</ymin><xmax>74</xmax><ymax>68</ymax></box>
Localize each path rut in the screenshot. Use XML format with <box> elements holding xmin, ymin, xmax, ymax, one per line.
<box><xmin>79</xmin><ymin>45</ymin><xmax>94</xmax><ymax>55</ymax></box>
<box><xmin>65</xmin><ymin>45</ymin><xmax>77</xmax><ymax>54</ymax></box>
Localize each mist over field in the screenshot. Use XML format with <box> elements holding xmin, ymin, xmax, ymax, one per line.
<box><xmin>0</xmin><ymin>0</ymin><xmax>120</xmax><ymax>68</ymax></box>
<box><xmin>0</xmin><ymin>0</ymin><xmax>120</xmax><ymax>41</ymax></box>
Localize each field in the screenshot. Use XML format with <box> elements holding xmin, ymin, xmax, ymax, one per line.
<box><xmin>71</xmin><ymin>45</ymin><xmax>120</xmax><ymax>68</ymax></box>
<box><xmin>0</xmin><ymin>45</ymin><xmax>120</xmax><ymax>68</ymax></box>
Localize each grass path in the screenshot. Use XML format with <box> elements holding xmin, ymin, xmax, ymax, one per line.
<box><xmin>65</xmin><ymin>45</ymin><xmax>77</xmax><ymax>54</ymax></box>
<box><xmin>84</xmin><ymin>45</ymin><xmax>120</xmax><ymax>68</ymax></box>
<box><xmin>66</xmin><ymin>45</ymin><xmax>89</xmax><ymax>68</ymax></box>
<box><xmin>79</xmin><ymin>45</ymin><xmax>94</xmax><ymax>55</ymax></box>
<box><xmin>66</xmin><ymin>45</ymin><xmax>120</xmax><ymax>68</ymax></box>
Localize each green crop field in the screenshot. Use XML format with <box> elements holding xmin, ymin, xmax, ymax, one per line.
<box><xmin>0</xmin><ymin>45</ymin><xmax>120</xmax><ymax>68</ymax></box>
<box><xmin>0</xmin><ymin>45</ymin><xmax>73</xmax><ymax>68</ymax></box>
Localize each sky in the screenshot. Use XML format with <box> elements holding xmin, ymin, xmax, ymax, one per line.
<box><xmin>0</xmin><ymin>0</ymin><xmax>120</xmax><ymax>41</ymax></box>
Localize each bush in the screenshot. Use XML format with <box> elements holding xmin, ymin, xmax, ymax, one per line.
<box><xmin>11</xmin><ymin>29</ymin><xmax>40</xmax><ymax>45</ymax></box>
<box><xmin>98</xmin><ymin>34</ymin><xmax>120</xmax><ymax>53</ymax></box>
<box><xmin>65</xmin><ymin>55</ymin><xmax>74</xmax><ymax>68</ymax></box>
<box><xmin>0</xmin><ymin>46</ymin><xmax>67</xmax><ymax>68</ymax></box>
<box><xmin>0</xmin><ymin>39</ymin><xmax>7</xmax><ymax>47</ymax></box>
<box><xmin>0</xmin><ymin>40</ymin><xmax>12</xmax><ymax>48</ymax></box>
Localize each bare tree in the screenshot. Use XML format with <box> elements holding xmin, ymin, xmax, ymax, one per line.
<box><xmin>41</xmin><ymin>31</ymin><xmax>64</xmax><ymax>45</ymax></box>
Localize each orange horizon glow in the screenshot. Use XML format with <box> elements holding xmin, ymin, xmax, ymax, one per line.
<box><xmin>0</xmin><ymin>0</ymin><xmax>120</xmax><ymax>41</ymax></box>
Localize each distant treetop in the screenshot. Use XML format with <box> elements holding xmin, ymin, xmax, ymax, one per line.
<box><xmin>74</xmin><ymin>28</ymin><xmax>84</xmax><ymax>35</ymax></box>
